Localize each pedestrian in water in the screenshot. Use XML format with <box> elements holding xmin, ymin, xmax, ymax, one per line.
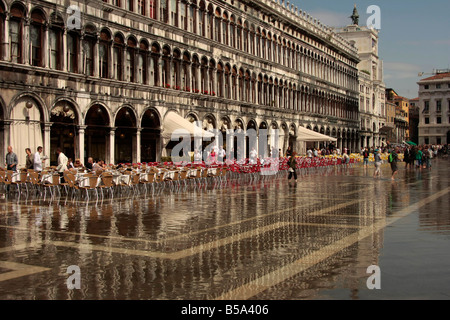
<box><xmin>389</xmin><ymin>147</ymin><xmax>399</xmax><ymax>181</ymax></box>
<box><xmin>287</xmin><ymin>152</ymin><xmax>298</xmax><ymax>182</ymax></box>
<box><xmin>373</xmin><ymin>149</ymin><xmax>382</xmax><ymax>178</ymax></box>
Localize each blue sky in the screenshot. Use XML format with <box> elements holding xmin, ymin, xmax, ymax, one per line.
<box><xmin>290</xmin><ymin>0</ymin><xmax>450</xmax><ymax>98</ymax></box>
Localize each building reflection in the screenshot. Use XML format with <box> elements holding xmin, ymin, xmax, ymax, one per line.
<box><xmin>0</xmin><ymin>175</ymin><xmax>395</xmax><ymax>300</ymax></box>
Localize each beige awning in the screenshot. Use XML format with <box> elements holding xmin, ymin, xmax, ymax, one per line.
<box><xmin>297</xmin><ymin>126</ymin><xmax>337</xmax><ymax>142</ymax></box>
<box><xmin>162</xmin><ymin>111</ymin><xmax>215</xmax><ymax>139</ymax></box>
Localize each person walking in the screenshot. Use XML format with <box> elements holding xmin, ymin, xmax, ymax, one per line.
<box><xmin>33</xmin><ymin>146</ymin><xmax>46</xmax><ymax>172</ymax></box>
<box><xmin>25</xmin><ymin>148</ymin><xmax>34</xmax><ymax>170</ymax></box>
<box><xmin>389</xmin><ymin>147</ymin><xmax>399</xmax><ymax>181</ymax></box>
<box><xmin>362</xmin><ymin>147</ymin><xmax>370</xmax><ymax>168</ymax></box>
<box><xmin>415</xmin><ymin>147</ymin><xmax>423</xmax><ymax>169</ymax></box>
<box><xmin>56</xmin><ymin>148</ymin><xmax>68</xmax><ymax>182</ymax></box>
<box><xmin>5</xmin><ymin>146</ymin><xmax>18</xmax><ymax>172</ymax></box>
<box><xmin>373</xmin><ymin>149</ymin><xmax>382</xmax><ymax>178</ymax></box>
<box><xmin>287</xmin><ymin>152</ymin><xmax>298</xmax><ymax>182</ymax></box>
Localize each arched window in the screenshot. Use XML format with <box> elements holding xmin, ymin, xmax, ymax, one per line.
<box><xmin>243</xmin><ymin>22</ymin><xmax>248</xmax><ymax>52</ymax></box>
<box><xmin>9</xmin><ymin>3</ymin><xmax>25</xmax><ymax>63</ymax></box>
<box><xmin>83</xmin><ymin>26</ymin><xmax>96</xmax><ymax>76</ymax></box>
<box><xmin>172</xmin><ymin>49</ymin><xmax>181</xmax><ymax>89</ymax></box>
<box><xmin>99</xmin><ymin>30</ymin><xmax>111</xmax><ymax>78</ymax></box>
<box><xmin>207</xmin><ymin>5</ymin><xmax>213</xmax><ymax>40</ymax></box>
<box><xmin>191</xmin><ymin>55</ymin><xmax>199</xmax><ymax>93</ymax></box>
<box><xmin>199</xmin><ymin>2</ymin><xmax>205</xmax><ymax>37</ymax></box>
<box><xmin>208</xmin><ymin>60</ymin><xmax>215</xmax><ymax>95</ymax></box>
<box><xmin>162</xmin><ymin>46</ymin><xmax>171</xmax><ymax>88</ymax></box>
<box><xmin>245</xmin><ymin>71</ymin><xmax>250</xmax><ymax>102</ymax></box>
<box><xmin>224</xmin><ymin>64</ymin><xmax>230</xmax><ymax>99</ymax></box>
<box><xmin>49</xmin><ymin>13</ymin><xmax>64</xmax><ymax>70</ymax></box>
<box><xmin>229</xmin><ymin>18</ymin><xmax>235</xmax><ymax>48</ymax></box>
<box><xmin>126</xmin><ymin>37</ymin><xmax>137</xmax><ymax>82</ymax></box>
<box><xmin>189</xmin><ymin>4</ymin><xmax>196</xmax><ymax>33</ymax></box>
<box><xmin>149</xmin><ymin>0</ymin><xmax>156</xmax><ymax>19</ymax></box>
<box><xmin>138</xmin><ymin>0</ymin><xmax>146</xmax><ymax>15</ymax></box>
<box><xmin>67</xmin><ymin>31</ymin><xmax>79</xmax><ymax>73</ymax></box>
<box><xmin>255</xmin><ymin>29</ymin><xmax>260</xmax><ymax>57</ymax></box>
<box><xmin>214</xmin><ymin>9</ymin><xmax>221</xmax><ymax>42</ymax></box>
<box><xmin>217</xmin><ymin>63</ymin><xmax>224</xmax><ymax>97</ymax></box>
<box><xmin>113</xmin><ymin>34</ymin><xmax>124</xmax><ymax>80</ymax></box>
<box><xmin>200</xmin><ymin>57</ymin><xmax>207</xmax><ymax>93</ymax></box>
<box><xmin>181</xmin><ymin>52</ymin><xmax>190</xmax><ymax>91</ymax></box>
<box><xmin>160</xmin><ymin>0</ymin><xmax>168</xmax><ymax>23</ymax></box>
<box><xmin>180</xmin><ymin>1</ymin><xmax>187</xmax><ymax>30</ymax></box>
<box><xmin>222</xmin><ymin>13</ymin><xmax>228</xmax><ymax>46</ymax></box>
<box><xmin>150</xmin><ymin>43</ymin><xmax>160</xmax><ymax>86</ymax></box>
<box><xmin>236</xmin><ymin>21</ymin><xmax>242</xmax><ymax>50</ymax></box>
<box><xmin>137</xmin><ymin>41</ymin><xmax>149</xmax><ymax>84</ymax></box>
<box><xmin>125</xmin><ymin>0</ymin><xmax>133</xmax><ymax>11</ymax></box>
<box><xmin>30</xmin><ymin>9</ymin><xmax>46</xmax><ymax>67</ymax></box>
<box><xmin>238</xmin><ymin>69</ymin><xmax>244</xmax><ymax>101</ymax></box>
<box><xmin>170</xmin><ymin>0</ymin><xmax>178</xmax><ymax>27</ymax></box>
<box><xmin>231</xmin><ymin>67</ymin><xmax>237</xmax><ymax>100</ymax></box>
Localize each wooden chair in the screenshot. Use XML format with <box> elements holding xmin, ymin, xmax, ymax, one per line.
<box><xmin>42</xmin><ymin>174</ymin><xmax>61</xmax><ymax>200</ymax></box>
<box><xmin>99</xmin><ymin>172</ymin><xmax>114</xmax><ymax>198</ymax></box>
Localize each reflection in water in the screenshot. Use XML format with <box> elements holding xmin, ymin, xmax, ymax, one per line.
<box><xmin>0</xmin><ymin>160</ymin><xmax>449</xmax><ymax>299</ymax></box>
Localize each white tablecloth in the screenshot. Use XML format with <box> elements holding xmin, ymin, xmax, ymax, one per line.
<box><xmin>113</xmin><ymin>175</ymin><xmax>131</xmax><ymax>186</ymax></box>
<box><xmin>77</xmin><ymin>175</ymin><xmax>101</xmax><ymax>188</ymax></box>
<box><xmin>41</xmin><ymin>174</ymin><xmax>57</xmax><ymax>184</ymax></box>
<box><xmin>11</xmin><ymin>173</ymin><xmax>21</xmax><ymax>182</ymax></box>
<box><xmin>162</xmin><ymin>171</ymin><xmax>176</xmax><ymax>180</ymax></box>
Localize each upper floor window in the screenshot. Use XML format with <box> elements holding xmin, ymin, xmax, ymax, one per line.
<box><xmin>67</xmin><ymin>31</ymin><xmax>79</xmax><ymax>73</ymax></box>
<box><xmin>30</xmin><ymin>10</ymin><xmax>46</xmax><ymax>67</ymax></box>
<box><xmin>9</xmin><ymin>3</ymin><xmax>26</xmax><ymax>64</ymax></box>
<box><xmin>149</xmin><ymin>0</ymin><xmax>156</xmax><ymax>19</ymax></box>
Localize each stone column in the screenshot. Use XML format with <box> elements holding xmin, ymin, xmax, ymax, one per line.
<box><xmin>62</xmin><ymin>28</ymin><xmax>67</xmax><ymax>71</ymax></box>
<box><xmin>109</xmin><ymin>127</ymin><xmax>116</xmax><ymax>165</ymax></box>
<box><xmin>43</xmin><ymin>123</ymin><xmax>52</xmax><ymax>165</ymax></box>
<box><xmin>93</xmin><ymin>36</ymin><xmax>99</xmax><ymax>77</ymax></box>
<box><xmin>4</xmin><ymin>14</ymin><xmax>10</xmax><ymax>61</ymax></box>
<box><xmin>24</xmin><ymin>17</ymin><xmax>30</xmax><ymax>65</ymax></box>
<box><xmin>43</xmin><ymin>23</ymin><xmax>49</xmax><ymax>68</ymax></box>
<box><xmin>77</xmin><ymin>125</ymin><xmax>86</xmax><ymax>164</ymax></box>
<box><xmin>135</xmin><ymin>128</ymin><xmax>141</xmax><ymax>163</ymax></box>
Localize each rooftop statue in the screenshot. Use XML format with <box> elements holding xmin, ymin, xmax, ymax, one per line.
<box><xmin>351</xmin><ymin>4</ymin><xmax>359</xmax><ymax>25</ymax></box>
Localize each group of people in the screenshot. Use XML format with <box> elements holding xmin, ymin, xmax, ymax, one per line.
<box><xmin>4</xmin><ymin>145</ymin><xmax>47</xmax><ymax>173</ymax></box>
<box><xmin>2</xmin><ymin>146</ymin><xmax>111</xmax><ymax>184</ymax></box>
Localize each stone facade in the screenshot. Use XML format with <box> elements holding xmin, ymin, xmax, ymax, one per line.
<box><xmin>0</xmin><ymin>0</ymin><xmax>360</xmax><ymax>167</ymax></box>
<box><xmin>335</xmin><ymin>23</ymin><xmax>387</xmax><ymax>149</ymax></box>
<box><xmin>417</xmin><ymin>71</ymin><xmax>450</xmax><ymax>145</ymax></box>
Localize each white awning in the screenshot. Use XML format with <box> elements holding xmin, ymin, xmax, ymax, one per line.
<box><xmin>297</xmin><ymin>126</ymin><xmax>337</xmax><ymax>142</ymax></box>
<box><xmin>162</xmin><ymin>111</ymin><xmax>215</xmax><ymax>139</ymax></box>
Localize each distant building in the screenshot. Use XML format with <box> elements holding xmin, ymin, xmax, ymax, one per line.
<box><xmin>386</xmin><ymin>89</ymin><xmax>409</xmax><ymax>143</ymax></box>
<box><xmin>335</xmin><ymin>6</ymin><xmax>387</xmax><ymax>149</ymax></box>
<box><xmin>417</xmin><ymin>70</ymin><xmax>450</xmax><ymax>145</ymax></box>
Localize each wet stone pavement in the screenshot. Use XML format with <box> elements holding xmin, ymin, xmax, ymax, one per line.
<box><xmin>0</xmin><ymin>159</ymin><xmax>449</xmax><ymax>300</ymax></box>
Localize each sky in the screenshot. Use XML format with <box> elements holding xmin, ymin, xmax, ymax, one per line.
<box><xmin>290</xmin><ymin>0</ymin><xmax>450</xmax><ymax>98</ymax></box>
